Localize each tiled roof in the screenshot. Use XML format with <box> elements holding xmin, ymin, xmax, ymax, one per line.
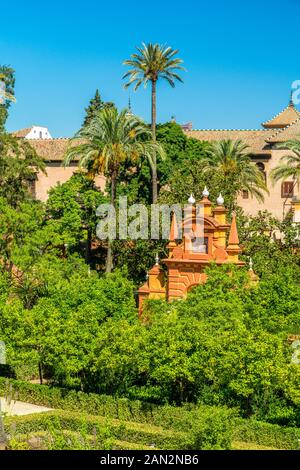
<box><xmin>262</xmin><ymin>103</ymin><xmax>300</xmax><ymax>129</ymax></box>
<box><xmin>266</xmin><ymin>118</ymin><xmax>300</xmax><ymax>143</ymax></box>
<box><xmin>29</xmin><ymin>138</ymin><xmax>82</xmax><ymax>161</ymax></box>
<box><xmin>184</xmin><ymin>129</ymin><xmax>274</xmax><ymax>155</ymax></box>
<box><xmin>12</xmin><ymin>127</ymin><xmax>33</xmax><ymax>138</ymax></box>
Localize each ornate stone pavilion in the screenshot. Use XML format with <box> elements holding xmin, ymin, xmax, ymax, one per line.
<box><xmin>138</xmin><ymin>189</ymin><xmax>246</xmax><ymax>313</ymax></box>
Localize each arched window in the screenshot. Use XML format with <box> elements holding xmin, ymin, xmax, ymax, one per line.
<box><xmin>256</xmin><ymin>162</ymin><xmax>267</xmax><ymax>183</ymax></box>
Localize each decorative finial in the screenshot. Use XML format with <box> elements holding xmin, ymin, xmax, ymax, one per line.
<box><xmin>126</xmin><ymin>93</ymin><xmax>133</xmax><ymax>116</ymax></box>
<box><xmin>202</xmin><ymin>186</ymin><xmax>210</xmax><ymax>198</ymax></box>
<box><xmin>249</xmin><ymin>257</ymin><xmax>253</xmax><ymax>271</ymax></box>
<box><xmin>188</xmin><ymin>193</ymin><xmax>196</xmax><ymax>204</ymax></box>
<box><xmin>289</xmin><ymin>89</ymin><xmax>294</xmax><ymax>107</ymax></box>
<box><xmin>217</xmin><ymin>193</ymin><xmax>224</xmax><ymax>206</ymax></box>
<box><xmin>155</xmin><ymin>253</ymin><xmax>159</xmax><ymax>266</ymax></box>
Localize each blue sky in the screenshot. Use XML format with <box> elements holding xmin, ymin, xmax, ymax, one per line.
<box><xmin>1</xmin><ymin>0</ymin><xmax>300</xmax><ymax>137</ymax></box>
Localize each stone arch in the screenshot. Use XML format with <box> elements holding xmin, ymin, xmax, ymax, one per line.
<box><xmin>175</xmin><ymin>271</ymin><xmax>207</xmax><ymax>298</ymax></box>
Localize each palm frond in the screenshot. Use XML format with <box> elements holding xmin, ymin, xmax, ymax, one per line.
<box><xmin>63</xmin><ymin>107</ymin><xmax>163</xmax><ymax>180</ymax></box>
<box><xmin>271</xmin><ymin>137</ymin><xmax>300</xmax><ymax>184</ymax></box>
<box><xmin>123</xmin><ymin>42</ymin><xmax>184</xmax><ymax>89</ymax></box>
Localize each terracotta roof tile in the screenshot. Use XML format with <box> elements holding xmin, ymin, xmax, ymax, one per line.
<box><xmin>184</xmin><ymin>129</ymin><xmax>274</xmax><ymax>155</ymax></box>
<box><xmin>266</xmin><ymin>118</ymin><xmax>300</xmax><ymax>143</ymax></box>
<box><xmin>262</xmin><ymin>103</ymin><xmax>300</xmax><ymax>129</ymax></box>
<box><xmin>12</xmin><ymin>127</ymin><xmax>33</xmax><ymax>138</ymax></box>
<box><xmin>29</xmin><ymin>138</ymin><xmax>82</xmax><ymax>161</ymax></box>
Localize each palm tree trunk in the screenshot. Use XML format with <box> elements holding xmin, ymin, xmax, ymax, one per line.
<box><xmin>151</xmin><ymin>79</ymin><xmax>158</xmax><ymax>203</ymax></box>
<box><xmin>105</xmin><ymin>170</ymin><xmax>117</xmax><ymax>273</ymax></box>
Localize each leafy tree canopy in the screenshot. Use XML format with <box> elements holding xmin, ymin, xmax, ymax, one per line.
<box><xmin>0</xmin><ymin>65</ymin><xmax>15</xmax><ymax>133</ymax></box>
<box><xmin>0</xmin><ymin>134</ymin><xmax>45</xmax><ymax>207</ymax></box>
<box><xmin>82</xmin><ymin>89</ymin><xmax>114</xmax><ymax>128</ymax></box>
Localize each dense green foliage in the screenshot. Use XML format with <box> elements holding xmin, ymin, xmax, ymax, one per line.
<box><xmin>64</xmin><ymin>108</ymin><xmax>165</xmax><ymax>272</ymax></box>
<box><xmin>0</xmin><ymin>65</ymin><xmax>15</xmax><ymax>133</ymax></box>
<box><xmin>112</xmin><ymin>123</ymin><xmax>210</xmax><ymax>283</ymax></box>
<box><xmin>0</xmin><ymin>98</ymin><xmax>299</xmax><ymax>448</ymax></box>
<box><xmin>4</xmin><ymin>410</ymin><xmax>194</xmax><ymax>450</ymax></box>
<box><xmin>118</xmin><ymin>122</ymin><xmax>210</xmax><ymax>205</ymax></box>
<box><xmin>201</xmin><ymin>139</ymin><xmax>268</xmax><ymax>211</ymax></box>
<box><xmin>238</xmin><ymin>210</ymin><xmax>300</xmax><ymax>279</ymax></box>
<box><xmin>0</xmin><ymin>377</ymin><xmax>233</xmax><ymax>448</ymax></box>
<box><xmin>2</xmin><ymin>378</ymin><xmax>299</xmax><ymax>449</ymax></box>
<box><xmin>46</xmin><ymin>173</ymin><xmax>108</xmax><ymax>264</ymax></box>
<box><xmin>82</xmin><ymin>89</ymin><xmax>114</xmax><ymax>128</ymax></box>
<box><xmin>0</xmin><ymin>262</ymin><xmax>136</xmax><ymax>384</ymax></box>
<box><xmin>0</xmin><ymin>134</ymin><xmax>45</xmax><ymax>206</ymax></box>
<box><xmin>233</xmin><ymin>418</ymin><xmax>300</xmax><ymax>450</ymax></box>
<box><xmin>0</xmin><ymin>261</ymin><xmax>299</xmax><ymax>426</ymax></box>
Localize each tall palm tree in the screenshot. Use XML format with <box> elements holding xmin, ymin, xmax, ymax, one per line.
<box><xmin>123</xmin><ymin>43</ymin><xmax>184</xmax><ymax>203</ymax></box>
<box><xmin>203</xmin><ymin>139</ymin><xmax>268</xmax><ymax>211</ymax></box>
<box><xmin>271</xmin><ymin>138</ymin><xmax>300</xmax><ymax>194</ymax></box>
<box><xmin>64</xmin><ymin>107</ymin><xmax>165</xmax><ymax>272</ymax></box>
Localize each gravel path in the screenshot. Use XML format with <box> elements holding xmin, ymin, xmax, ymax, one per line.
<box><xmin>0</xmin><ymin>397</ymin><xmax>52</xmax><ymax>416</ymax></box>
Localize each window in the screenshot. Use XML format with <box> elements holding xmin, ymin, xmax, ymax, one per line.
<box><xmin>242</xmin><ymin>190</ymin><xmax>249</xmax><ymax>199</ymax></box>
<box><xmin>256</xmin><ymin>162</ymin><xmax>267</xmax><ymax>183</ymax></box>
<box><xmin>281</xmin><ymin>181</ymin><xmax>294</xmax><ymax>198</ymax></box>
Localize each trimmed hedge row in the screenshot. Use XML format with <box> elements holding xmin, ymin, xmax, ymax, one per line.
<box><xmin>0</xmin><ymin>378</ymin><xmax>234</xmax><ymax>449</ymax></box>
<box><xmin>2</xmin><ymin>378</ymin><xmax>299</xmax><ymax>450</ymax></box>
<box><xmin>0</xmin><ymin>378</ymin><xmax>157</xmax><ymax>423</ymax></box>
<box><xmin>0</xmin><ymin>377</ymin><xmax>230</xmax><ymax>432</ymax></box>
<box><xmin>4</xmin><ymin>410</ymin><xmax>191</xmax><ymax>450</ymax></box>
<box><xmin>10</xmin><ymin>430</ymin><xmax>153</xmax><ymax>450</ymax></box>
<box><xmin>234</xmin><ymin>419</ymin><xmax>300</xmax><ymax>450</ymax></box>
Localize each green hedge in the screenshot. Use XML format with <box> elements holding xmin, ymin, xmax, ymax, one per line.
<box><xmin>0</xmin><ymin>377</ymin><xmax>230</xmax><ymax>431</ymax></box>
<box><xmin>0</xmin><ymin>378</ymin><xmax>155</xmax><ymax>423</ymax></box>
<box><xmin>234</xmin><ymin>418</ymin><xmax>300</xmax><ymax>450</ymax></box>
<box><xmin>9</xmin><ymin>430</ymin><xmax>153</xmax><ymax>451</ymax></box>
<box><xmin>0</xmin><ymin>378</ymin><xmax>234</xmax><ymax>449</ymax></box>
<box><xmin>2</xmin><ymin>378</ymin><xmax>300</xmax><ymax>450</ymax></box>
<box><xmin>4</xmin><ymin>410</ymin><xmax>191</xmax><ymax>450</ymax></box>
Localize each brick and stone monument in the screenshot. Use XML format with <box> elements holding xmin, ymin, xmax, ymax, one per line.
<box><xmin>138</xmin><ymin>188</ymin><xmax>246</xmax><ymax>313</ymax></box>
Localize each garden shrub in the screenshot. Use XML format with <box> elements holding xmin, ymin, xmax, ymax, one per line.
<box><xmin>4</xmin><ymin>411</ymin><xmax>191</xmax><ymax>450</ymax></box>
<box><xmin>234</xmin><ymin>418</ymin><xmax>300</xmax><ymax>450</ymax></box>
<box><xmin>2</xmin><ymin>378</ymin><xmax>299</xmax><ymax>450</ymax></box>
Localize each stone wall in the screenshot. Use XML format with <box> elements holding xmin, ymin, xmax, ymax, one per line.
<box><xmin>238</xmin><ymin>149</ymin><xmax>299</xmax><ymax>220</ymax></box>
<box><xmin>35</xmin><ymin>162</ymin><xmax>106</xmax><ymax>201</ymax></box>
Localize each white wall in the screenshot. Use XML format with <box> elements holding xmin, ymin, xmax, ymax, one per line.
<box><xmin>26</xmin><ymin>126</ymin><xmax>52</xmax><ymax>140</ymax></box>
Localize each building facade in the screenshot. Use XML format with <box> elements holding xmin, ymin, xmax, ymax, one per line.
<box><xmin>184</xmin><ymin>98</ymin><xmax>300</xmax><ymax>220</ymax></box>
<box><xmin>12</xmin><ymin>98</ymin><xmax>300</xmax><ymax>216</ymax></box>
<box><xmin>12</xmin><ymin>127</ymin><xmax>106</xmax><ymax>201</ymax></box>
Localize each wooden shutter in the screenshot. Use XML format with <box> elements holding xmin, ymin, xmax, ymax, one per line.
<box><xmin>281</xmin><ymin>182</ymin><xmax>294</xmax><ymax>198</ymax></box>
